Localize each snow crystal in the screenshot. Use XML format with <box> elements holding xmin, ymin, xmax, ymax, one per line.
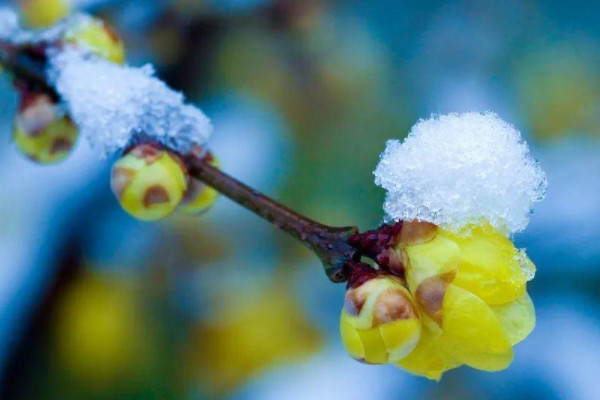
<box><xmin>374</xmin><ymin>112</ymin><xmax>547</xmax><ymax>234</ymax></box>
<box><xmin>48</xmin><ymin>49</ymin><xmax>212</xmax><ymax>156</ymax></box>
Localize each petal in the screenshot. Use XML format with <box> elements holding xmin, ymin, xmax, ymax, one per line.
<box><xmin>404</xmin><ymin>235</ymin><xmax>460</xmax><ymax>293</ymax></box>
<box><xmin>380</xmin><ymin>318</ymin><xmax>422</xmax><ymax>362</ymax></box>
<box><xmin>357</xmin><ymin>327</ymin><xmax>389</xmax><ymax>364</ymax></box>
<box><xmin>492</xmin><ymin>292</ymin><xmax>535</xmax><ymax>345</ymax></box>
<box><xmin>340</xmin><ymin>312</ymin><xmax>365</xmax><ymax>360</ymax></box>
<box><xmin>395</xmin><ymin>327</ymin><xmax>461</xmax><ymax>381</ymax></box>
<box><xmin>443</xmin><ymin>225</ymin><xmax>528</xmax><ymax>305</ymax></box>
<box><xmin>442</xmin><ymin>284</ymin><xmax>514</xmax><ymax>371</ymax></box>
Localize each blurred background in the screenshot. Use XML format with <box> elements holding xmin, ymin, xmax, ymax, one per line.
<box><xmin>1</xmin><ymin>0</ymin><xmax>599</xmax><ymax>399</ymax></box>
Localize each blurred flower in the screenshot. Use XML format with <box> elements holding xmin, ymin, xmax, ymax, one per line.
<box><xmin>516</xmin><ymin>41</ymin><xmax>600</xmax><ymax>140</ymax></box>
<box><xmin>13</xmin><ymin>90</ymin><xmax>78</xmax><ymax>164</ymax></box>
<box><xmin>20</xmin><ymin>0</ymin><xmax>72</xmax><ymax>28</ymax></box>
<box><xmin>65</xmin><ymin>15</ymin><xmax>126</xmax><ymax>64</ymax></box>
<box><xmin>52</xmin><ymin>271</ymin><xmax>150</xmax><ymax>386</ymax></box>
<box><xmin>179</xmin><ymin>151</ymin><xmax>220</xmax><ymax>215</ymax></box>
<box><xmin>185</xmin><ymin>283</ymin><xmax>323</xmax><ymax>396</ymax></box>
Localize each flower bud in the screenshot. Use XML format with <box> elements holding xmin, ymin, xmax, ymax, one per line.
<box><xmin>179</xmin><ymin>152</ymin><xmax>220</xmax><ymax>215</ymax></box>
<box><xmin>340</xmin><ymin>275</ymin><xmax>421</xmax><ymax>364</ymax></box>
<box><xmin>13</xmin><ymin>91</ymin><xmax>78</xmax><ymax>164</ymax></box>
<box><xmin>111</xmin><ymin>144</ymin><xmax>187</xmax><ymax>221</ymax></box>
<box><xmin>64</xmin><ymin>17</ymin><xmax>126</xmax><ymax>64</ymax></box>
<box><xmin>21</xmin><ymin>0</ymin><xmax>72</xmax><ymax>28</ymax></box>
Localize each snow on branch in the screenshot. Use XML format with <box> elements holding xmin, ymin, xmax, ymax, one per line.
<box><xmin>48</xmin><ymin>50</ymin><xmax>212</xmax><ymax>156</ymax></box>
<box><xmin>1</xmin><ymin>8</ymin><xmax>212</xmax><ymax>157</ymax></box>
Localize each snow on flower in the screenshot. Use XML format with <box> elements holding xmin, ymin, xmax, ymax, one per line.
<box><xmin>374</xmin><ymin>112</ymin><xmax>547</xmax><ymax>234</ymax></box>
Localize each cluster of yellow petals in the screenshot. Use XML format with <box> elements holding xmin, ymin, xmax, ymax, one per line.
<box><xmin>341</xmin><ymin>221</ymin><xmax>535</xmax><ymax>380</ymax></box>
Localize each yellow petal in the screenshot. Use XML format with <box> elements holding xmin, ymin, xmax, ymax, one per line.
<box><xmin>404</xmin><ymin>235</ymin><xmax>460</xmax><ymax>293</ymax></box>
<box><xmin>442</xmin><ymin>284</ymin><xmax>513</xmax><ymax>371</ymax></box>
<box><xmin>358</xmin><ymin>327</ymin><xmax>388</xmax><ymax>364</ymax></box>
<box><xmin>340</xmin><ymin>312</ymin><xmax>365</xmax><ymax>360</ymax></box>
<box><xmin>396</xmin><ymin>327</ymin><xmax>460</xmax><ymax>381</ymax></box>
<box><xmin>492</xmin><ymin>292</ymin><xmax>535</xmax><ymax>345</ymax></box>
<box><xmin>443</xmin><ymin>225</ymin><xmax>528</xmax><ymax>305</ymax></box>
<box><xmin>379</xmin><ymin>318</ymin><xmax>422</xmax><ymax>362</ymax></box>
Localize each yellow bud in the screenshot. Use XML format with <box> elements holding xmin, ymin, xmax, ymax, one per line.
<box><xmin>340</xmin><ymin>276</ymin><xmax>421</xmax><ymax>364</ymax></box>
<box><xmin>13</xmin><ymin>92</ymin><xmax>78</xmax><ymax>164</ymax></box>
<box><xmin>111</xmin><ymin>144</ymin><xmax>187</xmax><ymax>221</ymax></box>
<box><xmin>21</xmin><ymin>0</ymin><xmax>72</xmax><ymax>28</ymax></box>
<box><xmin>65</xmin><ymin>17</ymin><xmax>126</xmax><ymax>64</ymax></box>
<box><xmin>179</xmin><ymin>153</ymin><xmax>220</xmax><ymax>215</ymax></box>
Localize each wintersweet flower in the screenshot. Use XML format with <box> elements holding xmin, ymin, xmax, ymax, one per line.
<box><xmin>342</xmin><ymin>220</ymin><xmax>536</xmax><ymax>380</ymax></box>
<box><xmin>342</xmin><ymin>112</ymin><xmax>546</xmax><ymax>379</ymax></box>
<box><xmin>396</xmin><ymin>221</ymin><xmax>535</xmax><ymax>379</ymax></box>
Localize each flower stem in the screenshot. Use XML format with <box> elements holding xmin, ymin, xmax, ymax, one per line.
<box><xmin>186</xmin><ymin>156</ymin><xmax>358</xmax><ymax>282</ymax></box>
<box><xmin>0</xmin><ymin>41</ymin><xmax>359</xmax><ymax>282</ymax></box>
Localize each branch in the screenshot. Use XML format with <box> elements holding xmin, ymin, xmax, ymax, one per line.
<box><xmin>0</xmin><ymin>41</ymin><xmax>359</xmax><ymax>282</ymax></box>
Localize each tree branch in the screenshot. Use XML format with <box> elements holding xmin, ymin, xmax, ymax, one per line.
<box><xmin>0</xmin><ymin>41</ymin><xmax>359</xmax><ymax>282</ymax></box>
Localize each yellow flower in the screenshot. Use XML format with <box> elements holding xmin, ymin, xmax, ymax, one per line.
<box><xmin>340</xmin><ymin>275</ymin><xmax>422</xmax><ymax>364</ymax></box>
<box><xmin>64</xmin><ymin>17</ymin><xmax>126</xmax><ymax>64</ymax></box>
<box><xmin>21</xmin><ymin>0</ymin><xmax>72</xmax><ymax>28</ymax></box>
<box><xmin>186</xmin><ymin>285</ymin><xmax>323</xmax><ymax>396</ymax></box>
<box><xmin>111</xmin><ymin>144</ymin><xmax>187</xmax><ymax>221</ymax></box>
<box><xmin>13</xmin><ymin>92</ymin><xmax>78</xmax><ymax>164</ymax></box>
<box><xmin>52</xmin><ymin>272</ymin><xmax>148</xmax><ymax>386</ymax></box>
<box><xmin>341</xmin><ymin>221</ymin><xmax>536</xmax><ymax>380</ymax></box>
<box><xmin>179</xmin><ymin>152</ymin><xmax>220</xmax><ymax>215</ymax></box>
<box><xmin>397</xmin><ymin>221</ymin><xmax>535</xmax><ymax>379</ymax></box>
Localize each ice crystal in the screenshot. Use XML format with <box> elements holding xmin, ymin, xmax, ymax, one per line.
<box><xmin>374</xmin><ymin>112</ymin><xmax>547</xmax><ymax>234</ymax></box>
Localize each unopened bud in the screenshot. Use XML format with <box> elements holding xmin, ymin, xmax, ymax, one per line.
<box><xmin>340</xmin><ymin>275</ymin><xmax>421</xmax><ymax>364</ymax></box>
<box><xmin>13</xmin><ymin>91</ymin><xmax>78</xmax><ymax>164</ymax></box>
<box><xmin>111</xmin><ymin>144</ymin><xmax>187</xmax><ymax>221</ymax></box>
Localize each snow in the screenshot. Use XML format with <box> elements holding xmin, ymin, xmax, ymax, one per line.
<box><xmin>48</xmin><ymin>49</ymin><xmax>212</xmax><ymax>157</ymax></box>
<box><xmin>2</xmin><ymin>10</ymin><xmax>212</xmax><ymax>156</ymax></box>
<box><xmin>374</xmin><ymin>112</ymin><xmax>547</xmax><ymax>234</ymax></box>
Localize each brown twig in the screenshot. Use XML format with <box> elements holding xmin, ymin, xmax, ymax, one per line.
<box><xmin>0</xmin><ymin>41</ymin><xmax>359</xmax><ymax>282</ymax></box>
<box><xmin>185</xmin><ymin>157</ymin><xmax>358</xmax><ymax>282</ymax></box>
